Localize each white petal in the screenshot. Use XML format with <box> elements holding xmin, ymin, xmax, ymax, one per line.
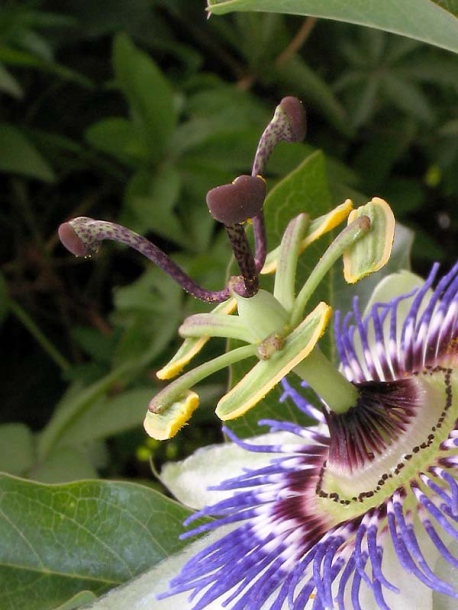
<box><xmin>160</xmin><ymin>431</ymin><xmax>300</xmax><ymax>509</ymax></box>
<box><xmin>432</xmin><ymin>540</ymin><xmax>458</xmax><ymax>610</ymax></box>
<box><xmin>349</xmin><ymin>533</ymin><xmax>433</xmax><ymax>610</ymax></box>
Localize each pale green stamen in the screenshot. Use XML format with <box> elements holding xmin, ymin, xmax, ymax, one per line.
<box><xmin>291</xmin><ymin>215</ymin><xmax>371</xmax><ymax>329</ymax></box>
<box><xmin>149</xmin><ymin>344</ymin><xmax>257</xmax><ymax>415</ymax></box>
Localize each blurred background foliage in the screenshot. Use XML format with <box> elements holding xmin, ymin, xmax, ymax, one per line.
<box><xmin>1</xmin><ymin>0</ymin><xmax>457</xmax><ymax>485</ymax></box>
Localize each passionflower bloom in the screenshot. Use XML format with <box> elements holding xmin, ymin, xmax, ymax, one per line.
<box><xmin>59</xmin><ymin>97</ymin><xmax>455</xmax><ymax>609</ymax></box>
<box><xmin>155</xmin><ymin>262</ymin><xmax>458</xmax><ymax>610</ymax></box>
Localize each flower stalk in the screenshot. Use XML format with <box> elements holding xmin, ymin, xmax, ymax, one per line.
<box><xmin>294</xmin><ymin>348</ymin><xmax>359</xmax><ymax>415</ymax></box>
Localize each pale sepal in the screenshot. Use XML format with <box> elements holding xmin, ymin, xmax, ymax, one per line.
<box><xmin>433</xmin><ymin>541</ymin><xmax>458</xmax><ymax>610</ymax></box>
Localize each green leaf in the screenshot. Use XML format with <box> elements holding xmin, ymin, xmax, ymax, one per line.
<box><xmin>30</xmin><ymin>445</ymin><xmax>100</xmax><ymax>484</ymax></box>
<box><xmin>0</xmin><ymin>48</ymin><xmax>92</xmax><ymax>87</ymax></box>
<box><xmin>53</xmin><ymin>591</ymin><xmax>97</xmax><ymax>610</ymax></box>
<box><xmin>0</xmin><ymin>475</ymin><xmax>193</xmax><ymax>610</ymax></box>
<box><xmin>85</xmin><ymin>532</ymin><xmax>223</xmax><ymax>610</ymax></box>
<box><xmin>85</xmin><ymin>117</ymin><xmax>150</xmax><ymax>166</ymax></box>
<box><xmin>122</xmin><ymin>166</ymin><xmax>186</xmax><ymax>245</ymax></box>
<box><xmin>432</xmin><ymin>0</ymin><xmax>458</xmax><ymax>15</ymax></box>
<box><xmin>37</xmin><ymin>366</ymin><xmax>137</xmax><ymax>463</ymax></box>
<box><xmin>0</xmin><ymin>123</ymin><xmax>55</xmax><ymax>182</ymax></box>
<box><xmin>112</xmin><ymin>268</ymin><xmax>183</xmax><ymax>369</ymax></box>
<box><xmin>0</xmin><ymin>63</ymin><xmax>22</xmax><ymax>98</ymax></box>
<box><xmin>269</xmin><ymin>56</ymin><xmax>352</xmax><ymax>137</ymax></box>
<box><xmin>55</xmin><ymin>389</ymin><xmax>155</xmax><ymax>446</ymax></box>
<box><xmin>207</xmin><ymin>0</ymin><xmax>458</xmax><ymax>55</ymax></box>
<box><xmin>381</xmin><ymin>73</ymin><xmax>435</xmax><ymax>123</ymax></box>
<box><xmin>0</xmin><ymin>423</ymin><xmax>34</xmax><ymax>476</ymax></box>
<box><xmin>113</xmin><ymin>34</ymin><xmax>176</xmax><ymax>163</ymax></box>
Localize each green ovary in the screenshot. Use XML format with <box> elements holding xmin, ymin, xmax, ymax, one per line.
<box><xmin>316</xmin><ymin>368</ymin><xmax>458</xmax><ymax>523</ymax></box>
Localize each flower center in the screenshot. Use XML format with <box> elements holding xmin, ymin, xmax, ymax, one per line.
<box><xmin>316</xmin><ymin>366</ymin><xmax>458</xmax><ymax>522</ymax></box>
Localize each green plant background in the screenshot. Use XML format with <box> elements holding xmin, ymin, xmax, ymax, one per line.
<box><xmin>0</xmin><ymin>1</ymin><xmax>457</xmax><ymax>607</ymax></box>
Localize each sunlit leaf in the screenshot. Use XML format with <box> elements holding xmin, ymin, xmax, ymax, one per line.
<box><xmin>207</xmin><ymin>0</ymin><xmax>458</xmax><ymax>54</ymax></box>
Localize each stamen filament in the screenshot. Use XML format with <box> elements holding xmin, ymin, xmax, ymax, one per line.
<box><xmin>273</xmin><ymin>213</ymin><xmax>310</xmax><ymax>313</ymax></box>
<box><xmin>179</xmin><ymin>313</ymin><xmax>257</xmax><ymax>343</ymax></box>
<box><xmin>149</xmin><ymin>343</ymin><xmax>258</xmax><ymax>415</ymax></box>
<box><xmin>290</xmin><ymin>215</ymin><xmax>371</xmax><ymax>328</ymax></box>
<box><xmin>294</xmin><ymin>349</ymin><xmax>359</xmax><ymax>415</ymax></box>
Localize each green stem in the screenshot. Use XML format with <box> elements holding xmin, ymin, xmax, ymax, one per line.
<box><xmin>294</xmin><ymin>349</ymin><xmax>359</xmax><ymax>414</ymax></box>
<box><xmin>9</xmin><ymin>300</ymin><xmax>71</xmax><ymax>373</ymax></box>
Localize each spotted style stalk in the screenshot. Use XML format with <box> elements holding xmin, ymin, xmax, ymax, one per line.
<box><xmin>162</xmin><ymin>262</ymin><xmax>458</xmax><ymax>609</ymax></box>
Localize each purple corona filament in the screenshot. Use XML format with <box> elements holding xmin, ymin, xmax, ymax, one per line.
<box><xmin>162</xmin><ymin>262</ymin><xmax>458</xmax><ymax>609</ymax></box>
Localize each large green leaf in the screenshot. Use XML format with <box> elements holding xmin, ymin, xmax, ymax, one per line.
<box><xmin>207</xmin><ymin>0</ymin><xmax>458</xmax><ymax>54</ymax></box>
<box><xmin>0</xmin><ymin>475</ymin><xmax>193</xmax><ymax>610</ymax></box>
